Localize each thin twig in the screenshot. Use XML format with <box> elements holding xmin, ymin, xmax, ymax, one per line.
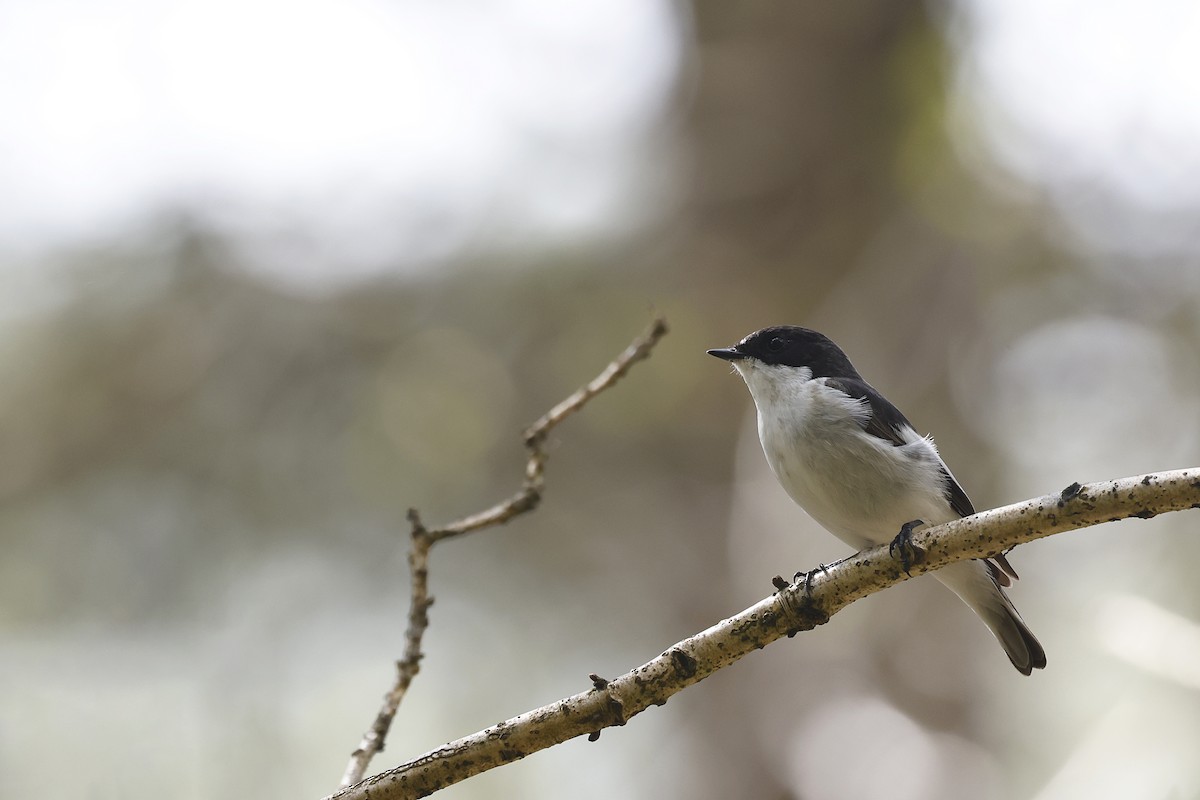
<box><xmin>327</xmin><ymin>468</ymin><xmax>1200</xmax><ymax>799</ymax></box>
<box><xmin>338</xmin><ymin>316</ymin><xmax>669</xmax><ymax>788</ymax></box>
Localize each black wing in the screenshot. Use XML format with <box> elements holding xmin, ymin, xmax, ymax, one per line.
<box><xmin>823</xmin><ymin>376</ymin><xmax>913</xmax><ymax>449</ymax></box>
<box><xmin>824</xmin><ymin>377</ymin><xmax>1019</xmax><ymax>586</ymax></box>
<box><xmin>824</xmin><ymin>376</ymin><xmax>977</xmax><ymax>519</ymax></box>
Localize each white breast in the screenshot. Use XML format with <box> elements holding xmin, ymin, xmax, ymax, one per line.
<box><xmin>737</xmin><ymin>363</ymin><xmax>955</xmax><ymax>550</ymax></box>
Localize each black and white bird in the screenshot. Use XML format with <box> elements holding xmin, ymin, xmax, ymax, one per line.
<box><xmin>709</xmin><ymin>325</ymin><xmax>1045</xmax><ymax>675</ymax></box>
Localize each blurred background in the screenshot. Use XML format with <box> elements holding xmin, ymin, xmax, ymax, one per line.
<box><xmin>4</xmin><ymin>0</ymin><xmax>1200</xmax><ymax>798</ymax></box>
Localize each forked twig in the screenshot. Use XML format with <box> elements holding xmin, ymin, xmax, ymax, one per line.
<box><xmin>338</xmin><ymin>316</ymin><xmax>669</xmax><ymax>787</ymax></box>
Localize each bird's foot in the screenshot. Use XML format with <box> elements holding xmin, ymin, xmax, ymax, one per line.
<box><xmin>773</xmin><ymin>565</ymin><xmax>832</xmax><ymax>632</ymax></box>
<box><xmin>889</xmin><ymin>519</ymin><xmax>926</xmax><ymax>576</ymax></box>
<box><xmin>792</xmin><ymin>563</ymin><xmax>831</xmax><ymax>602</ymax></box>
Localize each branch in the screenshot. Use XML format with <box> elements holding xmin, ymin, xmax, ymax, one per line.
<box><xmin>327</xmin><ymin>468</ymin><xmax>1200</xmax><ymax>800</ymax></box>
<box><xmin>337</xmin><ymin>316</ymin><xmax>670</xmax><ymax>788</ymax></box>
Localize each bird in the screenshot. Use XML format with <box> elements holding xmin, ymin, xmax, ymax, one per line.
<box><xmin>708</xmin><ymin>325</ymin><xmax>1046</xmax><ymax>675</ymax></box>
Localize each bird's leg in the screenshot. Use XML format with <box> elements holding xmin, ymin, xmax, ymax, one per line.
<box><xmin>787</xmin><ymin>553</ymin><xmax>861</xmax><ymax>594</ymax></box>
<box><xmin>889</xmin><ymin>519</ymin><xmax>926</xmax><ymax>576</ymax></box>
<box><xmin>802</xmin><ymin>565</ymin><xmax>824</xmax><ymax>603</ymax></box>
<box><xmin>771</xmin><ymin>567</ymin><xmax>826</xmax><ymax>595</ymax></box>
<box><xmin>771</xmin><ymin>564</ymin><xmax>831</xmax><ymax>632</ymax></box>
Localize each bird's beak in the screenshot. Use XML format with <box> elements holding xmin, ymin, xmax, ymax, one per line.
<box><xmin>707</xmin><ymin>347</ymin><xmax>747</xmax><ymax>361</ymax></box>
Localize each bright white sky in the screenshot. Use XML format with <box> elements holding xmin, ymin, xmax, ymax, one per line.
<box><xmin>948</xmin><ymin>0</ymin><xmax>1200</xmax><ymax>255</ymax></box>
<box><xmin>0</xmin><ymin>0</ymin><xmax>682</xmax><ymax>290</ymax></box>
<box><xmin>2</xmin><ymin>0</ymin><xmax>1199</xmax><ymax>294</ymax></box>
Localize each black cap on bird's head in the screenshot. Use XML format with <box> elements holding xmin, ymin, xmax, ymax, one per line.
<box><xmin>707</xmin><ymin>326</ymin><xmax>860</xmax><ymax>380</ymax></box>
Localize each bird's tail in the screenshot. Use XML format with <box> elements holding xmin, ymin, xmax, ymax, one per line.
<box><xmin>933</xmin><ymin>561</ymin><xmax>1047</xmax><ymax>676</ymax></box>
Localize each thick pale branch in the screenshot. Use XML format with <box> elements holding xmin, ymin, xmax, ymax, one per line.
<box><xmin>337</xmin><ymin>316</ymin><xmax>669</xmax><ymax>788</ymax></box>
<box><xmin>327</xmin><ymin>468</ymin><xmax>1200</xmax><ymax>800</ymax></box>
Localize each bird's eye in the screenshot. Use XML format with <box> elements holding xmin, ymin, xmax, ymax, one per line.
<box><xmin>768</xmin><ymin>337</ymin><xmax>785</xmax><ymax>352</ymax></box>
